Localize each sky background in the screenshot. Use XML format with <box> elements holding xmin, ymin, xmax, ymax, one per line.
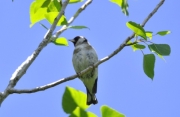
<box><xmin>0</xmin><ymin>0</ymin><xmax>180</xmax><ymax>117</ymax></box>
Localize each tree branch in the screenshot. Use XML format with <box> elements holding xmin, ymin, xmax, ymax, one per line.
<box><xmin>9</xmin><ymin>0</ymin><xmax>165</xmax><ymax>94</ymax></box>
<box><xmin>9</xmin><ymin>74</ymin><xmax>78</xmax><ymax>94</ymax></box>
<box><xmin>54</xmin><ymin>0</ymin><xmax>93</xmax><ymax>38</ymax></box>
<box><xmin>0</xmin><ymin>0</ymin><xmax>70</xmax><ymax>105</ymax></box>
<box><xmin>141</xmin><ymin>0</ymin><xmax>165</xmax><ymax>27</ymax></box>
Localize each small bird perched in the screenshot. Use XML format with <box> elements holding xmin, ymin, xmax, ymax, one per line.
<box><xmin>69</xmin><ymin>36</ymin><xmax>98</xmax><ymax>105</ymax></box>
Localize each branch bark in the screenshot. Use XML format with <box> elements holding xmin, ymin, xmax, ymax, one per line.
<box><xmin>8</xmin><ymin>0</ymin><xmax>165</xmax><ymax>94</ymax></box>
<box><xmin>0</xmin><ymin>0</ymin><xmax>70</xmax><ymax>105</ymax></box>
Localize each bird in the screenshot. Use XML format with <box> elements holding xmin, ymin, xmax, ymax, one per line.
<box><xmin>69</xmin><ymin>36</ymin><xmax>98</xmax><ymax>105</ymax></box>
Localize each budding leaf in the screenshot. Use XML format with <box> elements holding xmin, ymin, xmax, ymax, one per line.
<box><xmin>69</xmin><ymin>0</ymin><xmax>83</xmax><ymax>4</ymax></box>
<box><xmin>53</xmin><ymin>37</ymin><xmax>68</xmax><ymax>46</ymax></box>
<box><xmin>157</xmin><ymin>31</ymin><xmax>171</xmax><ymax>36</ymax></box>
<box><xmin>146</xmin><ymin>31</ymin><xmax>153</xmax><ymax>40</ymax></box>
<box><xmin>68</xmin><ymin>25</ymin><xmax>90</xmax><ymax>30</ymax></box>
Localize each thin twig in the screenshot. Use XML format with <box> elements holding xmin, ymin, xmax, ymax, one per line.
<box><xmin>141</xmin><ymin>40</ymin><xmax>155</xmax><ymax>44</ymax></box>
<box><xmin>141</xmin><ymin>0</ymin><xmax>165</xmax><ymax>27</ymax></box>
<box><xmin>9</xmin><ymin>0</ymin><xmax>165</xmax><ymax>94</ymax></box>
<box><xmin>0</xmin><ymin>0</ymin><xmax>70</xmax><ymax>105</ymax></box>
<box><xmin>54</xmin><ymin>0</ymin><xmax>92</xmax><ymax>38</ymax></box>
<box><xmin>140</xmin><ymin>49</ymin><xmax>145</xmax><ymax>55</ymax></box>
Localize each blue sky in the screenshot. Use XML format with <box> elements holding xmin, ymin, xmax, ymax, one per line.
<box><xmin>1</xmin><ymin>0</ymin><xmax>180</xmax><ymax>117</ymax></box>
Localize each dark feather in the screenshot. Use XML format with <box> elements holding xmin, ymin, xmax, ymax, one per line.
<box><xmin>86</xmin><ymin>87</ymin><xmax>98</xmax><ymax>105</ymax></box>
<box><xmin>93</xmin><ymin>78</ymin><xmax>98</xmax><ymax>94</ymax></box>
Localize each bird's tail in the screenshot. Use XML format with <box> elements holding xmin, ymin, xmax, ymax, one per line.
<box><xmin>86</xmin><ymin>92</ymin><xmax>98</xmax><ymax>105</ymax></box>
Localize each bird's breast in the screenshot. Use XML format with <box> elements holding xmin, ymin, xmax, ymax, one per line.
<box><xmin>72</xmin><ymin>45</ymin><xmax>98</xmax><ymax>79</ymax></box>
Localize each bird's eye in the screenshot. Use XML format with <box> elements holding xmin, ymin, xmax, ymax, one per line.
<box><xmin>74</xmin><ymin>36</ymin><xmax>81</xmax><ymax>42</ymax></box>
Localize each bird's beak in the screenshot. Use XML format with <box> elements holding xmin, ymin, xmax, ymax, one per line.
<box><xmin>68</xmin><ymin>39</ymin><xmax>75</xmax><ymax>43</ymax></box>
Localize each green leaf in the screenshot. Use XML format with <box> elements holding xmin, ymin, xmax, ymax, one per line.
<box><xmin>44</xmin><ymin>12</ymin><xmax>67</xmax><ymax>26</ymax></box>
<box><xmin>157</xmin><ymin>31</ymin><xmax>171</xmax><ymax>36</ymax></box>
<box><xmin>69</xmin><ymin>0</ymin><xmax>83</xmax><ymax>4</ymax></box>
<box><xmin>62</xmin><ymin>86</ymin><xmax>89</xmax><ymax>114</ymax></box>
<box><xmin>110</xmin><ymin>0</ymin><xmax>129</xmax><ymax>16</ymax></box>
<box><xmin>126</xmin><ymin>21</ymin><xmax>147</xmax><ymax>40</ymax></box>
<box><xmin>30</xmin><ymin>0</ymin><xmax>47</xmax><ymax>27</ymax></box>
<box><xmin>41</xmin><ymin>0</ymin><xmax>61</xmax><ymax>12</ymax></box>
<box><xmin>131</xmin><ymin>44</ymin><xmax>146</xmax><ymax>51</ymax></box>
<box><xmin>39</xmin><ymin>23</ymin><xmax>48</xmax><ymax>30</ymax></box>
<box><xmin>148</xmin><ymin>44</ymin><xmax>171</xmax><ymax>56</ymax></box>
<box><xmin>121</xmin><ymin>0</ymin><xmax>129</xmax><ymax>16</ymax></box>
<box><xmin>101</xmin><ymin>105</ymin><xmax>125</xmax><ymax>117</ymax></box>
<box><xmin>53</xmin><ymin>37</ymin><xmax>68</xmax><ymax>46</ymax></box>
<box><xmin>41</xmin><ymin>0</ymin><xmax>51</xmax><ymax>8</ymax></box>
<box><xmin>148</xmin><ymin>44</ymin><xmax>166</xmax><ymax>60</ymax></box>
<box><xmin>47</xmin><ymin>0</ymin><xmax>61</xmax><ymax>12</ymax></box>
<box><xmin>70</xmin><ymin>107</ymin><xmax>97</xmax><ymax>117</ymax></box>
<box><xmin>68</xmin><ymin>26</ymin><xmax>90</xmax><ymax>30</ymax></box>
<box><xmin>143</xmin><ymin>54</ymin><xmax>155</xmax><ymax>79</ymax></box>
<box><xmin>30</xmin><ymin>0</ymin><xmax>62</xmax><ymax>27</ymax></box>
<box><xmin>146</xmin><ymin>31</ymin><xmax>153</xmax><ymax>40</ymax></box>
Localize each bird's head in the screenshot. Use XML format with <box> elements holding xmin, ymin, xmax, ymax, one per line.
<box><xmin>69</xmin><ymin>36</ymin><xmax>88</xmax><ymax>47</ymax></box>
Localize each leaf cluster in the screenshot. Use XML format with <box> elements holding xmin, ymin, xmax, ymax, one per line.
<box><xmin>62</xmin><ymin>87</ymin><xmax>125</xmax><ymax>117</ymax></box>
<box><xmin>126</xmin><ymin>21</ymin><xmax>171</xmax><ymax>79</ymax></box>
<box><xmin>30</xmin><ymin>0</ymin><xmax>88</xmax><ymax>46</ymax></box>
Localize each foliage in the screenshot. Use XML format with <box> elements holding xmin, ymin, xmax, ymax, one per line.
<box><xmin>110</xmin><ymin>0</ymin><xmax>129</xmax><ymax>16</ymax></box>
<box><xmin>62</xmin><ymin>87</ymin><xmax>125</xmax><ymax>117</ymax></box>
<box><xmin>30</xmin><ymin>0</ymin><xmax>66</xmax><ymax>27</ymax></box>
<box><xmin>126</xmin><ymin>21</ymin><xmax>170</xmax><ymax>79</ymax></box>
<box><xmin>30</xmin><ymin>0</ymin><xmax>90</xmax><ymax>46</ymax></box>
